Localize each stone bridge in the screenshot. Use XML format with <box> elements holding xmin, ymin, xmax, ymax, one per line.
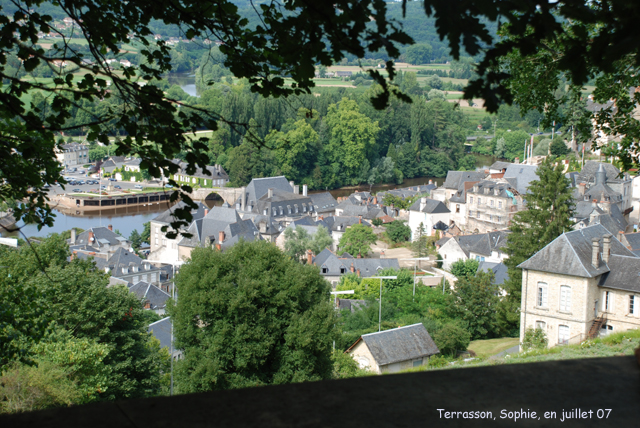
<box><xmin>190</xmin><ymin>187</ymin><xmax>243</xmax><ymax>205</ymax></box>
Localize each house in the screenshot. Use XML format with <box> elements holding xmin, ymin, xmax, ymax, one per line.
<box><xmin>574</xmin><ymin>162</ymin><xmax>632</xmax><ymax>216</ymax></box>
<box><xmin>56</xmin><ymin>143</ymin><xmax>89</xmax><ymax>167</ymax></box>
<box><xmin>243</xmin><ymin>211</ymin><xmax>286</xmax><ymax>243</ymax></box>
<box><xmin>312</xmin><ymin>248</ymin><xmax>399</xmax><ymax>286</ymax></box>
<box><xmin>171</xmin><ymin>160</ymin><xmax>229</xmax><ymax>188</ymax></box>
<box><xmin>123</xmin><ymin>158</ymin><xmax>141</xmax><ymax>172</ymax></box>
<box><xmin>503</xmin><ymin>163</ymin><xmax>538</xmax><ymax>195</ymax></box>
<box><xmin>346</xmin><ymin>323</ymin><xmax>439</xmax><ymax>374</ymax></box>
<box><xmin>518</xmin><ymin>224</ymin><xmax>640</xmax><ymax>348</ymax></box>
<box><xmin>323</xmin><ymin>216</ymin><xmax>372</xmax><ymax>250</ymax></box>
<box><xmin>101</xmin><ymin>156</ymin><xmax>127</xmax><ymax>174</ymax></box>
<box><xmin>465</xmin><ymin>180</ymin><xmax>524</xmax><ymax>233</ymax></box>
<box><xmin>251</xmin><ymin>187</ymin><xmax>314</xmax><ymax>219</ymax></box>
<box><xmin>275</xmin><ymin>217</ymin><xmax>330</xmax><ymax>250</ymax></box>
<box><xmin>309</xmin><ymin>192</ymin><xmax>338</xmax><ymax>217</ymax></box>
<box><xmin>147</xmin><ymin>201</ymin><xmax>208</xmax><ymax>264</ymax></box>
<box><xmin>436</xmin><ymin>231</ymin><xmax>509</xmax><ymax>271</ymax></box>
<box><xmin>618</xmin><ymin>231</ymin><xmax>640</xmax><ymax>257</ymax></box>
<box><xmin>477</xmin><ymin>261</ymin><xmax>509</xmax><ymax>286</ymax></box>
<box><xmin>176</xmin><ymin>205</ymin><xmax>260</xmax><ymax>259</ymax></box>
<box><xmin>408</xmin><ymin>197</ymin><xmax>450</xmax><ymax>240</ymax></box>
<box><xmin>430</xmin><ymin>171</ymin><xmax>486</xmax><ymax>204</ymax></box>
<box><xmin>129</xmin><ymin>281</ymin><xmax>170</xmax><ymax>315</ymax></box>
<box><xmin>98</xmin><ymin>247</ymin><xmax>163</xmax><ymax>284</ymax></box>
<box><xmin>235</xmin><ymin>176</ymin><xmax>293</xmax><ymax>212</ymax></box>
<box><xmin>69</xmin><ymin>225</ymin><xmax>131</xmax><ymax>255</ymax></box>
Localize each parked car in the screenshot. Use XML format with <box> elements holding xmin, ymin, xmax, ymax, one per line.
<box><xmin>72</xmin><ymin>188</ymin><xmax>81</xmax><ymax>192</ymax></box>
<box><xmin>165</xmin><ymin>184</ymin><xmax>173</xmax><ymax>188</ymax></box>
<box><xmin>100</xmin><ymin>185</ymin><xmax>107</xmax><ymax>190</ymax></box>
<box><xmin>77</xmin><ymin>180</ymin><xmax>85</xmax><ymax>185</ymax></box>
<box><xmin>134</xmin><ymin>184</ymin><xmax>143</xmax><ymax>189</ymax></box>
<box><xmin>114</xmin><ymin>185</ymin><xmax>122</xmax><ymax>189</ymax></box>
<box><xmin>108</xmin><ymin>178</ymin><xmax>117</xmax><ymax>182</ymax></box>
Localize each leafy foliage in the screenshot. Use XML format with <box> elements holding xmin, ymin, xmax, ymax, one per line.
<box><xmin>450</xmin><ymin>259</ymin><xmax>480</xmax><ymax>280</ymax></box>
<box><xmin>453</xmin><ymin>271</ymin><xmax>500</xmax><ymax>340</ymax></box>
<box><xmin>338</xmin><ymin>224</ymin><xmax>378</xmax><ymax>257</ymax></box>
<box><xmin>284</xmin><ymin>225</ymin><xmax>333</xmax><ymax>262</ymax></box>
<box><xmin>521</xmin><ymin>327</ymin><xmax>548</xmax><ymax>351</ymax></box>
<box><xmin>170</xmin><ymin>241</ymin><xmax>336</xmax><ymax>392</ymax></box>
<box><xmin>386</xmin><ymin>220</ymin><xmax>411</xmax><ymax>243</ymax></box>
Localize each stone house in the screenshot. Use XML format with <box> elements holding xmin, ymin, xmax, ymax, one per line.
<box><xmin>312</xmin><ymin>248</ymin><xmax>399</xmax><ymax>287</ymax></box>
<box><xmin>575</xmin><ymin>161</ymin><xmax>632</xmax><ymax>215</ymax></box>
<box><xmin>56</xmin><ymin>143</ymin><xmax>89</xmax><ymax>167</ymax></box>
<box><xmin>171</xmin><ymin>160</ymin><xmax>229</xmax><ymax>188</ymax></box>
<box><xmin>518</xmin><ymin>224</ymin><xmax>640</xmax><ymax>349</ymax></box>
<box><xmin>346</xmin><ymin>323</ymin><xmax>440</xmax><ymax>374</ymax></box>
<box><xmin>97</xmin><ymin>247</ymin><xmax>163</xmax><ymax>285</ymax></box>
<box><xmin>129</xmin><ymin>281</ymin><xmax>171</xmax><ymax>315</ymax></box>
<box><xmin>69</xmin><ymin>225</ymin><xmax>131</xmax><ymax>256</ymax></box>
<box><xmin>465</xmin><ymin>180</ymin><xmax>524</xmax><ymax>233</ymax></box>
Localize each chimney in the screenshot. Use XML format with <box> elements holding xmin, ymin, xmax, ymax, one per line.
<box><xmin>88</xmin><ymin>230</ymin><xmax>94</xmax><ymax>242</ymax></box>
<box><xmin>219</xmin><ymin>231</ymin><xmax>225</xmax><ymax>243</ymax></box>
<box><xmin>144</xmin><ymin>301</ymin><xmax>151</xmax><ymax>310</ymax></box>
<box><xmin>350</xmin><ymin>263</ymin><xmax>355</xmax><ymax>273</ymax></box>
<box><xmin>306</xmin><ymin>249</ymin><xmax>313</xmax><ymax>265</ymax></box>
<box><xmin>302</xmin><ymin>184</ymin><xmax>308</xmax><ymax>196</ymax></box>
<box><xmin>419</xmin><ymin>197</ymin><xmax>427</xmax><ymax>211</ymax></box>
<box><xmin>356</xmin><ymin>268</ymin><xmax>361</xmax><ymax>277</ymax></box>
<box><xmin>381</xmin><ymin>250</ymin><xmax>385</xmax><ymax>258</ymax></box>
<box><xmin>591</xmin><ymin>237</ymin><xmax>600</xmax><ymax>269</ymax></box>
<box><xmin>429</xmin><ymin>179</ymin><xmax>433</xmax><ymax>185</ymax></box>
<box><xmin>70</xmin><ymin>251</ymin><xmax>77</xmax><ymax>261</ymax></box>
<box><xmin>108</xmin><ymin>224</ymin><xmax>113</xmax><ymax>231</ymax></box>
<box><xmin>289</xmin><ymin>181</ymin><xmax>294</xmax><ymax>190</ymax></box>
<box><xmin>268</xmin><ymin>188</ymin><xmax>273</xmax><ymax>199</ymax></box>
<box><xmin>358</xmin><ymin>215</ymin><xmax>362</xmax><ymax>224</ymax></box>
<box><xmin>240</xmin><ymin>187</ymin><xmax>246</xmax><ymax>211</ymax></box>
<box><xmin>373</xmin><ymin>196</ymin><xmax>378</xmax><ymax>204</ymax></box>
<box><xmin>293</xmin><ymin>185</ymin><xmax>299</xmax><ymax>195</ymax></box>
<box><xmin>216</xmin><ymin>243</ymin><xmax>221</xmax><ymax>251</ymax></box>
<box><xmin>578</xmin><ymin>183</ymin><xmax>586</xmax><ymax>196</ymax></box>
<box><xmin>319</xmin><ymin>215</ymin><xmax>324</xmax><ymax>221</ymax></box>
<box><xmin>514</xmin><ymin>157</ymin><xmax>520</xmax><ymax>164</ymax></box>
<box><xmin>357</xmin><ymin>253</ymin><xmax>361</xmax><ymax>259</ymax></box>
<box><xmin>70</xmin><ymin>228</ymin><xmax>76</xmax><ymax>244</ymax></box>
<box><xmin>602</xmin><ymin>234</ymin><xmax>612</xmax><ymax>264</ymax></box>
<box><xmin>204</xmin><ymin>209</ymin><xmax>209</xmax><ymax>216</ymax></box>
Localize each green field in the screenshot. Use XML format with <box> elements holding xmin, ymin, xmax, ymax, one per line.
<box><xmin>468</xmin><ymin>337</ymin><xmax>520</xmax><ymax>358</ymax></box>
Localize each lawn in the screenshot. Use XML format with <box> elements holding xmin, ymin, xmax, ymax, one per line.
<box><xmin>468</xmin><ymin>337</ymin><xmax>520</xmax><ymax>358</ymax></box>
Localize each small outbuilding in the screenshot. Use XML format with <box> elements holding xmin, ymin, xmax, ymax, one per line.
<box><xmin>346</xmin><ymin>323</ymin><xmax>439</xmax><ymax>374</ymax></box>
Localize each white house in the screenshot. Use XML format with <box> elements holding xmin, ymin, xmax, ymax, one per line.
<box><xmin>408</xmin><ymin>197</ymin><xmax>450</xmax><ymax>240</ymax></box>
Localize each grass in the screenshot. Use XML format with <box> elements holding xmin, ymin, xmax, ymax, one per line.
<box><xmin>468</xmin><ymin>337</ymin><xmax>520</xmax><ymax>358</ymax></box>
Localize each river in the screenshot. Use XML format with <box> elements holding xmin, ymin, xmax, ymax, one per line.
<box><xmin>167</xmin><ymin>72</ymin><xmax>199</xmax><ymax>97</ymax></box>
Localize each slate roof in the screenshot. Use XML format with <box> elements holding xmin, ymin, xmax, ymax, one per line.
<box><xmin>503</xmin><ymin>164</ymin><xmax>538</xmax><ymax>194</ymax></box>
<box><xmin>577</xmin><ymin>161</ymin><xmax>624</xmax><ymax>184</ymax></box>
<box><xmin>309</xmin><ymin>192</ymin><xmax>338</xmax><ymax>213</ymax></box>
<box><xmin>178</xmin><ymin>206</ymin><xmax>260</xmax><ymax>249</ymax></box>
<box><xmin>102</xmin><ymin>247</ymin><xmax>162</xmax><ymax>278</ymax></box>
<box><xmin>518</xmin><ymin>224</ymin><xmax>637</xmax><ymax>277</ymax></box>
<box><xmin>624</xmin><ymin>232</ymin><xmax>640</xmax><ymax>251</ymax></box>
<box><xmin>254</xmin><ymin>188</ymin><xmax>313</xmax><ymax>217</ymax></box>
<box><xmin>148</xmin><ymin>317</ymin><xmax>172</xmax><ymax>350</ymax></box>
<box><xmin>442</xmin><ymin>171</ymin><xmax>486</xmax><ymax>190</ymax></box>
<box><xmin>478</xmin><ymin>261</ymin><xmax>509</xmax><ymax>286</ymax></box>
<box><xmin>174</xmin><ymin>160</ymin><xmax>228</xmax><ymax>181</ymax></box>
<box><xmin>238</xmin><ymin>176</ymin><xmax>292</xmax><ymax>210</ymax></box>
<box><xmin>152</xmin><ymin>201</ymin><xmax>208</xmax><ymax>225</ymax></box>
<box><xmin>351</xmin><ymin>323</ymin><xmax>439</xmax><ymax>366</ymax></box>
<box><xmin>490</xmin><ymin>161</ymin><xmax>511</xmax><ymax>172</ymax></box>
<box><xmin>468</xmin><ymin>180</ymin><xmax>518</xmax><ymax>200</ymax></box>
<box><xmin>451</xmin><ymin>231</ymin><xmax>510</xmax><ymax>257</ymax></box>
<box><xmin>597</xmin><ymin>255</ymin><xmax>640</xmax><ymax>293</ymax></box>
<box><xmin>408</xmin><ymin>198</ymin><xmax>450</xmax><ymax>214</ymax></box>
<box><xmin>338</xmin><ymin>204</ymin><xmax>385</xmax><ymax>219</ymax></box>
<box><xmin>60</xmin><ymin>143</ymin><xmax>88</xmax><ymax>151</ymax></box>
<box><xmin>129</xmin><ymin>281</ymin><xmax>170</xmax><ymax>310</ymax></box>
<box><xmin>323</xmin><ymin>216</ymin><xmax>372</xmax><ymax>232</ymax></box>
<box><xmin>337</xmin><ymin>299</ymin><xmax>367</xmax><ymax>313</ymax></box>
<box><xmin>73</xmin><ymin>227</ymin><xmax>130</xmax><ymax>248</ymax></box>
<box><xmin>313</xmin><ymin>249</ymin><xmax>399</xmax><ymax>277</ymax></box>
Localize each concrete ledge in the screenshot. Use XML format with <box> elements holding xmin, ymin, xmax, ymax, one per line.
<box><xmin>2</xmin><ymin>356</ymin><xmax>639</xmax><ymax>427</ymax></box>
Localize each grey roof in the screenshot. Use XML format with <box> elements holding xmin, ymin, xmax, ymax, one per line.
<box><xmin>478</xmin><ymin>261</ymin><xmax>509</xmax><ymax>286</ymax></box>
<box><xmin>408</xmin><ymin>198</ymin><xmax>450</xmax><ymax>214</ymax></box>
<box><xmin>577</xmin><ymin>161</ymin><xmax>624</xmax><ymax>184</ymax></box>
<box><xmin>624</xmin><ymin>232</ymin><xmax>640</xmax><ymax>251</ymax></box>
<box><xmin>148</xmin><ymin>317</ymin><xmax>172</xmax><ymax>350</ymax></box>
<box><xmin>442</xmin><ymin>171</ymin><xmax>486</xmax><ymax>190</ymax></box>
<box><xmin>238</xmin><ymin>176</ymin><xmax>292</xmax><ymax>209</ymax></box>
<box><xmin>356</xmin><ymin>323</ymin><xmax>440</xmax><ymax>365</ymax></box>
<box><xmin>129</xmin><ymin>281</ymin><xmax>170</xmax><ymax>310</ymax></box>
<box><xmin>503</xmin><ymin>164</ymin><xmax>538</xmax><ymax>194</ymax></box>
<box><xmin>125</xmin><ymin>158</ymin><xmax>142</xmax><ymax>166</ymax></box>
<box><xmin>518</xmin><ymin>224</ymin><xmax>637</xmax><ymax>277</ymax></box>
<box><xmin>468</xmin><ymin>180</ymin><xmax>518</xmax><ymax>200</ymax></box>
<box><xmin>254</xmin><ymin>188</ymin><xmax>313</xmax><ymax>217</ymax></box>
<box><xmin>60</xmin><ymin>143</ymin><xmax>88</xmax><ymax>151</ymax></box>
<box><xmin>178</xmin><ymin>206</ymin><xmax>260</xmax><ymax>248</ymax></box>
<box><xmin>452</xmin><ymin>231</ymin><xmax>510</xmax><ymax>257</ymax></box>
<box><xmin>597</xmin><ymin>255</ymin><xmax>640</xmax><ymax>293</ymax></box>
<box><xmin>313</xmin><ymin>249</ymin><xmax>399</xmax><ymax>277</ymax></box>
<box><xmin>490</xmin><ymin>161</ymin><xmax>511</xmax><ymax>171</ymax></box>
<box><xmin>322</xmin><ymin>216</ymin><xmax>372</xmax><ymax>232</ymax></box>
<box><xmin>586</xmin><ymin>98</ymin><xmax>615</xmax><ymax>113</ymax></box>
<box><xmin>103</xmin><ymin>247</ymin><xmax>161</xmax><ymax>278</ymax></box>
<box><xmin>152</xmin><ymin>201</ymin><xmax>208</xmax><ymax>225</ymax></box>
<box><xmin>338</xmin><ymin>204</ymin><xmax>385</xmax><ymax>219</ymax></box>
<box><xmin>174</xmin><ymin>160</ymin><xmax>228</xmax><ymax>181</ymax></box>
<box><xmin>309</xmin><ymin>192</ymin><xmax>338</xmax><ymax>213</ymax></box>
<box><xmin>73</xmin><ymin>226</ymin><xmax>129</xmax><ymax>248</ymax></box>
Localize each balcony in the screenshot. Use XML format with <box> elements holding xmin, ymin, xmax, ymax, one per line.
<box><xmin>2</xmin><ymin>356</ymin><xmax>638</xmax><ymax>426</ymax></box>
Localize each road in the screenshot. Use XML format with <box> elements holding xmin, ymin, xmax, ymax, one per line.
<box><xmin>45</xmin><ymin>169</ymin><xmax>164</xmax><ymax>196</ymax></box>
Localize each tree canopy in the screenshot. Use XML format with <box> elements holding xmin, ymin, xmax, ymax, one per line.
<box><xmin>170</xmin><ymin>240</ymin><xmax>336</xmax><ymax>392</ymax></box>
<box><xmin>338</xmin><ymin>224</ymin><xmax>378</xmax><ymax>257</ymax></box>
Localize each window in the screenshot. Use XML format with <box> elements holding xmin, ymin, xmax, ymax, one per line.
<box><xmin>497</xmin><ymin>216</ymin><xmax>501</xmax><ymax>223</ymax></box>
<box><xmin>476</xmin><ymin>211</ymin><xmax>480</xmax><ymax>218</ymax></box>
<box><xmin>322</xmin><ymin>267</ymin><xmax>328</xmax><ymax>274</ymax></box>
<box><xmin>490</xmin><ymin>199</ymin><xmax>494</xmax><ymax>207</ymax></box>
<box><xmin>469</xmin><ymin>210</ymin><xmax>473</xmax><ymax>217</ymax></box>
<box><xmin>412</xmin><ymin>360</ymin><xmax>422</xmax><ymax>367</ymax></box>
<box><xmin>132</xmin><ymin>275</ymin><xmax>138</xmax><ymax>283</ymax></box>
<box><xmin>630</xmin><ymin>295</ymin><xmax>638</xmax><ymax>316</ymax></box>
<box><xmin>558</xmin><ymin>325</ymin><xmax>570</xmax><ymax>344</ymax></box>
<box><xmin>489</xmin><ymin>215</ymin><xmax>492</xmax><ymax>221</ymax></box>
<box><xmin>469</xmin><ymin>196</ymin><xmax>474</xmax><ymax>204</ymax></box>
<box><xmin>456</xmin><ymin>204</ymin><xmax>460</xmax><ymax>213</ymax></box>
<box><xmin>603</xmin><ymin>291</ymin><xmax>612</xmax><ymax>312</ymax></box>
<box><xmin>535</xmin><ymin>321</ymin><xmax>546</xmax><ymax>330</ymax></box>
<box><xmin>340</xmin><ymin>267</ymin><xmax>346</xmax><ymax>274</ymax></box>
<box><xmin>559</xmin><ymin>286</ymin><xmax>572</xmax><ymax>312</ymax></box>
<box><xmin>478</xmin><ymin>197</ymin><xmax>482</xmax><ymax>205</ymax></box>
<box><xmin>537</xmin><ymin>283</ymin><xmax>548</xmax><ymax>308</ymax></box>
<box><xmin>498</xmin><ymin>201</ymin><xmax>502</xmax><ymax>209</ymax></box>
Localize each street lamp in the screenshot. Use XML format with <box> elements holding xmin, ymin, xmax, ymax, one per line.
<box><xmin>372</xmin><ymin>269</ymin><xmax>397</xmax><ymax>332</ymax></box>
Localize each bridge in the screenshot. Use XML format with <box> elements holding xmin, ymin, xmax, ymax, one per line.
<box><xmin>190</xmin><ymin>186</ymin><xmax>244</xmax><ymax>205</ymax></box>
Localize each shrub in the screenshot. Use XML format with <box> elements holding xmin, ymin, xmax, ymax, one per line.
<box><xmin>371</xmin><ymin>218</ymin><xmax>383</xmax><ymax>227</ymax></box>
<box><xmin>521</xmin><ymin>327</ymin><xmax>548</xmax><ymax>350</ymax></box>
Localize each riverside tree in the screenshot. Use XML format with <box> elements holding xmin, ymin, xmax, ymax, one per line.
<box><xmin>170</xmin><ymin>240</ymin><xmax>336</xmax><ymax>392</ymax></box>
<box><xmin>498</xmin><ymin>159</ymin><xmax>575</xmax><ymax>335</ymax></box>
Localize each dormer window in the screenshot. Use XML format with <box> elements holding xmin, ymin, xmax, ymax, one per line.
<box><xmin>122</xmin><ymin>267</ymin><xmax>129</xmax><ymax>274</ymax></box>
<box><xmin>295</xmin><ymin>205</ymin><xmax>299</xmax><ymax>214</ymax></box>
<box><xmin>303</xmin><ymin>204</ymin><xmax>307</xmax><ymax>212</ymax></box>
<box><xmin>340</xmin><ymin>267</ymin><xmax>346</xmax><ymax>274</ymax></box>
<box><xmin>287</xmin><ymin>205</ymin><xmax>292</xmax><ymax>215</ymax></box>
<box><xmin>322</xmin><ymin>267</ymin><xmax>328</xmax><ymax>274</ymax></box>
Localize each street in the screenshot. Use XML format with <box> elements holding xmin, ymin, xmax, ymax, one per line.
<box><xmin>46</xmin><ymin>169</ymin><xmax>164</xmax><ymax>196</ymax></box>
